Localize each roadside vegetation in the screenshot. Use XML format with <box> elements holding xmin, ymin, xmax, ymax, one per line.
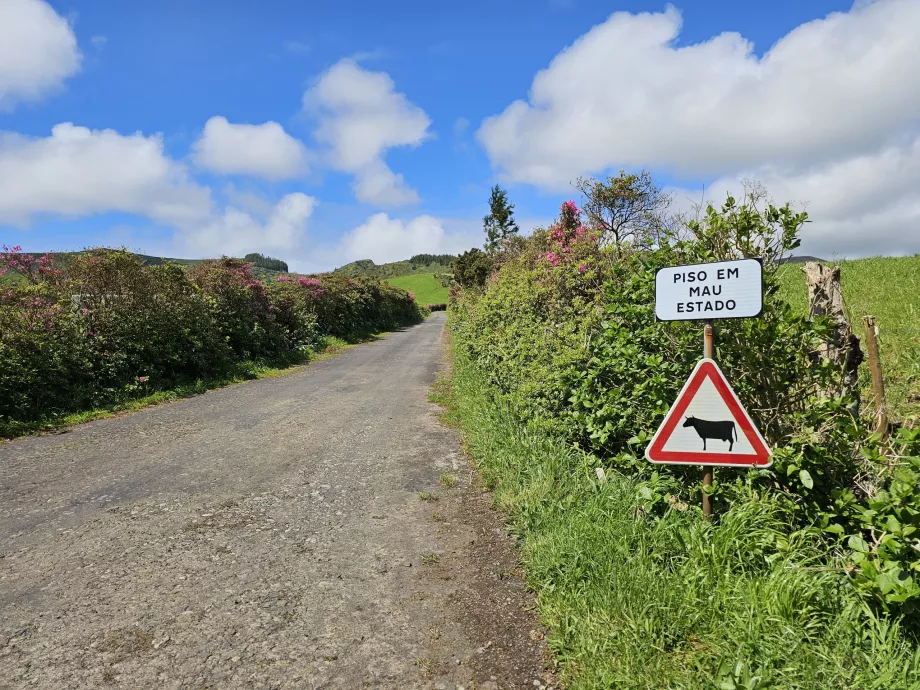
<box><xmin>445</xmin><ymin>177</ymin><xmax>920</xmax><ymax>687</ymax></box>
<box><xmin>778</xmin><ymin>257</ymin><xmax>920</xmax><ymax>423</ymax></box>
<box><xmin>0</xmin><ymin>247</ymin><xmax>424</xmax><ymax>438</ymax></box>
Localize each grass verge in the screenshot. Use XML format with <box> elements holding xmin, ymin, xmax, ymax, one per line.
<box><xmin>0</xmin><ymin>334</ymin><xmax>359</xmax><ymax>441</ymax></box>
<box><xmin>438</xmin><ymin>337</ymin><xmax>920</xmax><ymax>689</ymax></box>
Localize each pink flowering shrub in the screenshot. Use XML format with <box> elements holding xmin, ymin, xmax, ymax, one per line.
<box><xmin>0</xmin><ymin>248</ymin><xmax>421</xmax><ymax>434</ymax></box>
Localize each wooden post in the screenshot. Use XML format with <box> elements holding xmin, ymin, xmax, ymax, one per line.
<box><xmin>702</xmin><ymin>320</ymin><xmax>714</xmax><ymax>518</ymax></box>
<box><xmin>863</xmin><ymin>316</ymin><xmax>888</xmax><ymax>439</ymax></box>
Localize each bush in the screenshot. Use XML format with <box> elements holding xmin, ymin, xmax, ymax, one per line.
<box><xmin>450</xmin><ymin>184</ymin><xmax>920</xmax><ymax>615</ymax></box>
<box><xmin>0</xmin><ymin>248</ymin><xmax>423</xmax><ymax>434</ymax></box>
<box><xmin>444</xmin><ymin>352</ymin><xmax>920</xmax><ymax>689</ymax></box>
<box><xmin>452</xmin><ymin>248</ymin><xmax>492</xmax><ymax>289</ymax></box>
<box><xmin>425</xmin><ymin>303</ymin><xmax>447</xmax><ymax>311</ymax></box>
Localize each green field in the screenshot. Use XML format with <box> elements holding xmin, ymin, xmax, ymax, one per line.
<box><xmin>385</xmin><ymin>273</ymin><xmax>449</xmax><ymax>305</ymax></box>
<box><xmin>777</xmin><ymin>255</ymin><xmax>920</xmax><ymax>424</ymax></box>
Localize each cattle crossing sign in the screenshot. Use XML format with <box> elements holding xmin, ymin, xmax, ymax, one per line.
<box><xmin>645</xmin><ymin>358</ymin><xmax>771</xmax><ymax>467</ymax></box>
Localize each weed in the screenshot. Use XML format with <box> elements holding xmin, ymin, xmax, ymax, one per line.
<box><xmin>421</xmin><ymin>553</ymin><xmax>440</xmax><ymax>565</ymax></box>
<box><xmin>418</xmin><ymin>491</ymin><xmax>440</xmax><ymax>502</ymax></box>
<box><xmin>440</xmin><ymin>472</ymin><xmax>458</xmax><ymax>488</ymax></box>
<box><xmin>432</xmin><ymin>511</ymin><xmax>444</xmax><ymax>521</ymax></box>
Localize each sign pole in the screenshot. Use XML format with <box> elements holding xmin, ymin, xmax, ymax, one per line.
<box><xmin>702</xmin><ymin>320</ymin><xmax>715</xmax><ymax>518</ymax></box>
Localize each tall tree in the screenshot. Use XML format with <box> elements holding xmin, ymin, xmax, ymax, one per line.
<box><xmin>575</xmin><ymin>171</ymin><xmax>673</xmax><ymax>252</ymax></box>
<box><xmin>483</xmin><ymin>185</ymin><xmax>519</xmax><ymax>251</ymax></box>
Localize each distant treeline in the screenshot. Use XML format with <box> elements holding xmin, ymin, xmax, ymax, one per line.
<box><xmin>244</xmin><ymin>253</ymin><xmax>289</xmax><ymax>272</ymax></box>
<box><xmin>409</xmin><ymin>254</ymin><xmax>455</xmax><ymax>267</ymax></box>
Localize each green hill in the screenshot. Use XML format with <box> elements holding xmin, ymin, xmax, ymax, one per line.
<box><xmin>778</xmin><ymin>255</ymin><xmax>920</xmax><ymax>423</ymax></box>
<box><xmin>385</xmin><ymin>273</ymin><xmax>450</xmax><ymax>305</ymax></box>
<box><xmin>333</xmin><ymin>254</ymin><xmax>455</xmax><ymax>280</ymax></box>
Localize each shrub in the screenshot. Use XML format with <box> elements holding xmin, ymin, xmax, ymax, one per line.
<box><xmin>0</xmin><ymin>248</ymin><xmax>422</xmax><ymax>434</ymax></box>
<box><xmin>451</xmin><ymin>182</ymin><xmax>920</xmax><ymax>614</ymax></box>
<box><xmin>452</xmin><ymin>248</ymin><xmax>492</xmax><ymax>289</ymax></box>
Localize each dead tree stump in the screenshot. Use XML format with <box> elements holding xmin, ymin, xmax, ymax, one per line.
<box><xmin>803</xmin><ymin>261</ymin><xmax>863</xmax><ymax>407</ymax></box>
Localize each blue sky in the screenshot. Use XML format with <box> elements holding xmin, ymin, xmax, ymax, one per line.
<box><xmin>1</xmin><ymin>0</ymin><xmax>918</xmax><ymax>271</ymax></box>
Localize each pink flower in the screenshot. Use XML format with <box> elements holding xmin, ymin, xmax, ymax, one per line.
<box><xmin>81</xmin><ymin>308</ymin><xmax>89</xmax><ymax>314</ymax></box>
<box><xmin>138</xmin><ymin>376</ymin><xmax>149</xmax><ymax>383</ymax></box>
<box><xmin>561</xmin><ymin>200</ymin><xmax>579</xmax><ymax>215</ymax></box>
<box><xmin>578</xmin><ymin>263</ymin><xmax>588</xmax><ymax>274</ymax></box>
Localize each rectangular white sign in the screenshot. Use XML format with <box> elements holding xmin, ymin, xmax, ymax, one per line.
<box><xmin>655</xmin><ymin>258</ymin><xmax>763</xmax><ymax>321</ymax></box>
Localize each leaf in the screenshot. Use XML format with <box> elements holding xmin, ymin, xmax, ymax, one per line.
<box><xmin>848</xmin><ymin>535</ymin><xmax>869</xmax><ymax>553</ymax></box>
<box><xmin>799</xmin><ymin>469</ymin><xmax>814</xmax><ymax>489</ymax></box>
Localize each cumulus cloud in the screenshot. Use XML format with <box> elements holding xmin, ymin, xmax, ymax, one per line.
<box><xmin>478</xmin><ymin>0</ymin><xmax>920</xmax><ymax>257</ymax></box>
<box><xmin>191</xmin><ymin>116</ymin><xmax>309</xmax><ymax>180</ymax></box>
<box><xmin>0</xmin><ymin>123</ymin><xmax>211</xmax><ymax>226</ymax></box>
<box><xmin>304</xmin><ymin>58</ymin><xmax>431</xmax><ymax>206</ymax></box>
<box><xmin>180</xmin><ymin>192</ymin><xmax>317</xmax><ymax>256</ymax></box>
<box><xmin>0</xmin><ymin>0</ymin><xmax>82</xmax><ymax>110</ymax></box>
<box><xmin>675</xmin><ymin>134</ymin><xmax>920</xmax><ymax>259</ymax></box>
<box><xmin>329</xmin><ymin>213</ymin><xmax>479</xmax><ymax>266</ymax></box>
<box><xmin>479</xmin><ymin>0</ymin><xmax>920</xmax><ymax>187</ymax></box>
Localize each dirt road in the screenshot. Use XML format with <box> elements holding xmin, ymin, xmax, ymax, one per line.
<box><xmin>0</xmin><ymin>313</ymin><xmax>550</xmax><ymax>689</ymax></box>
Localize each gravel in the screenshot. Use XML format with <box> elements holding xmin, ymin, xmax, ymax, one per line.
<box><xmin>0</xmin><ymin>313</ymin><xmax>552</xmax><ymax>689</ymax></box>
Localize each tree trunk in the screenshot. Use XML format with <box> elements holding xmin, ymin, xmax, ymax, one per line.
<box><xmin>803</xmin><ymin>261</ymin><xmax>863</xmax><ymax>405</ymax></box>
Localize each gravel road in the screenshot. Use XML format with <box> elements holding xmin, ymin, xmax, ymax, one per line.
<box><xmin>0</xmin><ymin>313</ymin><xmax>551</xmax><ymax>689</ymax></box>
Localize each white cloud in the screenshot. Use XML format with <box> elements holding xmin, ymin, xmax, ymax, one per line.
<box><xmin>0</xmin><ymin>123</ymin><xmax>211</xmax><ymax>226</ymax></box>
<box><xmin>479</xmin><ymin>0</ymin><xmax>920</xmax><ymax>257</ymax></box>
<box><xmin>329</xmin><ymin>213</ymin><xmax>479</xmax><ymax>266</ymax></box>
<box><xmin>0</xmin><ymin>0</ymin><xmax>81</xmax><ymax>110</ymax></box>
<box><xmin>91</xmin><ymin>35</ymin><xmax>107</xmax><ymax>50</ymax></box>
<box><xmin>180</xmin><ymin>192</ymin><xmax>317</xmax><ymax>256</ymax></box>
<box><xmin>675</xmin><ymin>134</ymin><xmax>920</xmax><ymax>258</ymax></box>
<box><xmin>304</xmin><ymin>58</ymin><xmax>431</xmax><ymax>206</ymax></box>
<box><xmin>478</xmin><ymin>0</ymin><xmax>920</xmax><ymax>187</ymax></box>
<box><xmin>191</xmin><ymin>116</ymin><xmax>308</xmax><ymax>180</ymax></box>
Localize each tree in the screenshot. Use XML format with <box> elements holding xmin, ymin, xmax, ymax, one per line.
<box><xmin>243</xmin><ymin>253</ymin><xmax>289</xmax><ymax>272</ymax></box>
<box><xmin>452</xmin><ymin>248</ymin><xmax>492</xmax><ymax>289</ymax></box>
<box><xmin>483</xmin><ymin>185</ymin><xmax>519</xmax><ymax>252</ymax></box>
<box><xmin>575</xmin><ymin>171</ymin><xmax>673</xmax><ymax>251</ymax></box>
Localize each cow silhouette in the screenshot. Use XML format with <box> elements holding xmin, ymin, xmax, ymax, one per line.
<box><xmin>682</xmin><ymin>416</ymin><xmax>737</xmax><ymax>451</ymax></box>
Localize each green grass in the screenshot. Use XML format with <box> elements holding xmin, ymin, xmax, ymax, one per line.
<box><xmin>777</xmin><ymin>256</ymin><xmax>920</xmax><ymax>424</ymax></box>
<box><xmin>385</xmin><ymin>273</ymin><xmax>449</xmax><ymax>305</ymax></box>
<box><xmin>438</xmin><ymin>338</ymin><xmax>920</xmax><ymax>690</ymax></box>
<box><xmin>0</xmin><ymin>335</ymin><xmax>356</xmax><ymax>441</ymax></box>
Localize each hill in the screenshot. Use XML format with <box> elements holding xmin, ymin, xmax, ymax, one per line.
<box><xmin>333</xmin><ymin>254</ymin><xmax>455</xmax><ymax>280</ymax></box>
<box><xmin>385</xmin><ymin>273</ymin><xmax>450</xmax><ymax>305</ymax></box>
<box><xmin>777</xmin><ymin>255</ymin><xmax>920</xmax><ymax>423</ymax></box>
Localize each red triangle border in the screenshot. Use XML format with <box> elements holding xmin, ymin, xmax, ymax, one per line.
<box><xmin>646</xmin><ymin>359</ymin><xmax>771</xmax><ymax>467</ymax></box>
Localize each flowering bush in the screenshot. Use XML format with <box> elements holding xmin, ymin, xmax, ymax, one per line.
<box><xmin>0</xmin><ymin>249</ymin><xmax>423</xmax><ymax>434</ymax></box>
<box><xmin>451</xmin><ymin>182</ymin><xmax>920</xmax><ymax>613</ymax></box>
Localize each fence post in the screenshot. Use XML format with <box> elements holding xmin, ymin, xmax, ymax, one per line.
<box><xmin>863</xmin><ymin>315</ymin><xmax>888</xmax><ymax>439</ymax></box>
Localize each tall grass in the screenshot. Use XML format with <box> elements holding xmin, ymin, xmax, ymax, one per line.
<box><xmin>438</xmin><ymin>344</ymin><xmax>920</xmax><ymax>689</ymax></box>
<box><xmin>777</xmin><ymin>256</ymin><xmax>920</xmax><ymax>424</ymax></box>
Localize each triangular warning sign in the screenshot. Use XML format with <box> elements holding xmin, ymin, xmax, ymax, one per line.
<box><xmin>646</xmin><ymin>358</ymin><xmax>771</xmax><ymax>467</ymax></box>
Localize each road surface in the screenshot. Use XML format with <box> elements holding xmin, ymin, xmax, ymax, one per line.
<box><xmin>0</xmin><ymin>313</ymin><xmax>550</xmax><ymax>689</ymax></box>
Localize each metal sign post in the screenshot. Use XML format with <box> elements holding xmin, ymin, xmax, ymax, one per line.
<box><xmin>702</xmin><ymin>320</ymin><xmax>714</xmax><ymax>518</ymax></box>
<box><xmin>650</xmin><ymin>258</ymin><xmax>771</xmax><ymax>517</ymax></box>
